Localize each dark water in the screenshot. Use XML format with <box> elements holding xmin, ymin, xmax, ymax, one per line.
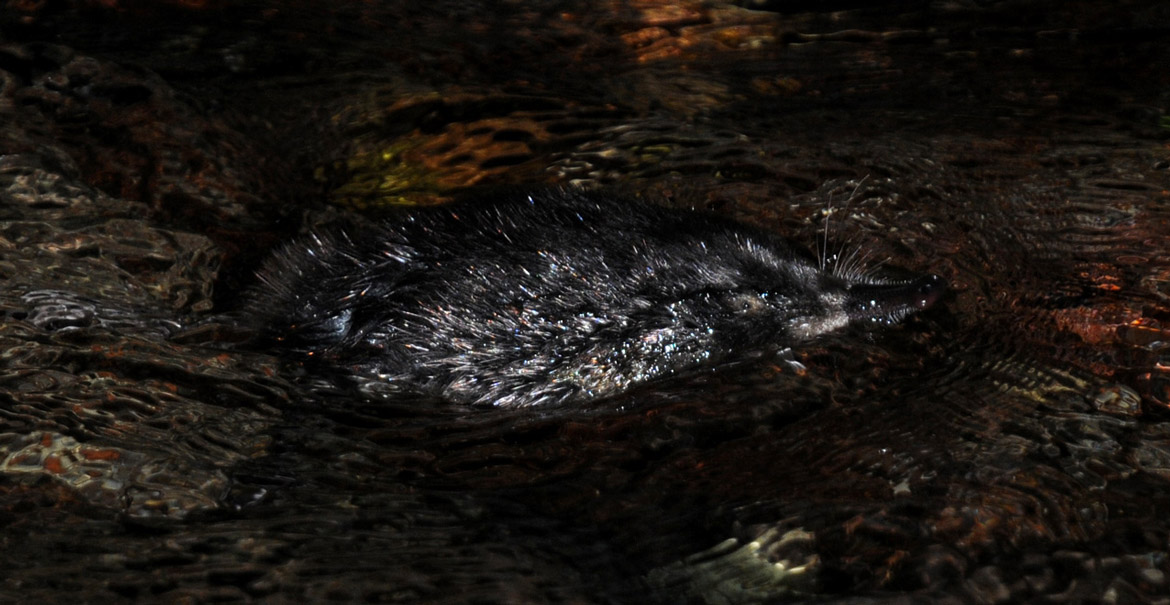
<box><xmin>2</xmin><ymin>1</ymin><xmax>1169</xmax><ymax>602</ymax></box>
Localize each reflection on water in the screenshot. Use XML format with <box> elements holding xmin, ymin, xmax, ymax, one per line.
<box><xmin>1</xmin><ymin>0</ymin><xmax>1169</xmax><ymax>602</ymax></box>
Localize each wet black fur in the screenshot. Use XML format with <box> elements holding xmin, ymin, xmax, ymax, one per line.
<box><xmin>245</xmin><ymin>187</ymin><xmax>941</xmax><ymax>407</ymax></box>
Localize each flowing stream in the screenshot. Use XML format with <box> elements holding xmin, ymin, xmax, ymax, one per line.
<box><xmin>1</xmin><ymin>1</ymin><xmax>1169</xmax><ymax>602</ymax></box>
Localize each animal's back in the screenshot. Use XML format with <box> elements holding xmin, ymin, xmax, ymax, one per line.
<box><xmin>246</xmin><ymin>187</ymin><xmax>943</xmax><ymax>406</ymax></box>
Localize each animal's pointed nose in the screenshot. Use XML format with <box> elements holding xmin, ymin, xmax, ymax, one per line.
<box><xmin>846</xmin><ymin>274</ymin><xmax>946</xmax><ymax>322</ymax></box>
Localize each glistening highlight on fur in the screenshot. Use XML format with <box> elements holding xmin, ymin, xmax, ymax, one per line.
<box><xmin>244</xmin><ymin>187</ymin><xmax>944</xmax><ymax>407</ymax></box>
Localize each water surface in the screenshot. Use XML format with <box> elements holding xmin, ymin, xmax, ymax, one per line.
<box><xmin>1</xmin><ymin>1</ymin><xmax>1169</xmax><ymax>602</ymax></box>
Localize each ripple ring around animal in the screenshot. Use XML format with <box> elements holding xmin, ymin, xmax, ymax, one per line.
<box><xmin>244</xmin><ymin>187</ymin><xmax>945</xmax><ymax>407</ymax></box>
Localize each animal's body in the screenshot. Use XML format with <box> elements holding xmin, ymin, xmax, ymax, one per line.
<box><xmin>246</xmin><ymin>187</ymin><xmax>943</xmax><ymax>406</ymax></box>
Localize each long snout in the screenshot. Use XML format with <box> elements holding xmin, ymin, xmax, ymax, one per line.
<box><xmin>845</xmin><ymin>274</ymin><xmax>946</xmax><ymax>324</ymax></box>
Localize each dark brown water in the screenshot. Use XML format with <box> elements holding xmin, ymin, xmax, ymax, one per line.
<box><xmin>1</xmin><ymin>1</ymin><xmax>1169</xmax><ymax>602</ymax></box>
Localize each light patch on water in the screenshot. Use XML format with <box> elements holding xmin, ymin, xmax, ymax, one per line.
<box><xmin>0</xmin><ymin>430</ymin><xmax>228</xmax><ymax>519</ymax></box>
<box><xmin>645</xmin><ymin>527</ymin><xmax>818</xmax><ymax>601</ymax></box>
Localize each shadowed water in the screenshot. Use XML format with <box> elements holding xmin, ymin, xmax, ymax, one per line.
<box><xmin>1</xmin><ymin>1</ymin><xmax>1169</xmax><ymax>602</ymax></box>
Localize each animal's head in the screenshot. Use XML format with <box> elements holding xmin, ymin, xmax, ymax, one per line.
<box><xmin>705</xmin><ymin>232</ymin><xmax>945</xmax><ymax>344</ymax></box>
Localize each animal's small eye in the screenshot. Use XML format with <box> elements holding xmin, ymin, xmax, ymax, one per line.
<box><xmin>728</xmin><ymin>292</ymin><xmax>766</xmax><ymax>313</ymax></box>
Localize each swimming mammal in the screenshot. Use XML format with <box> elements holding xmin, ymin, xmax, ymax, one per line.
<box><xmin>244</xmin><ymin>187</ymin><xmax>944</xmax><ymax>407</ymax></box>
